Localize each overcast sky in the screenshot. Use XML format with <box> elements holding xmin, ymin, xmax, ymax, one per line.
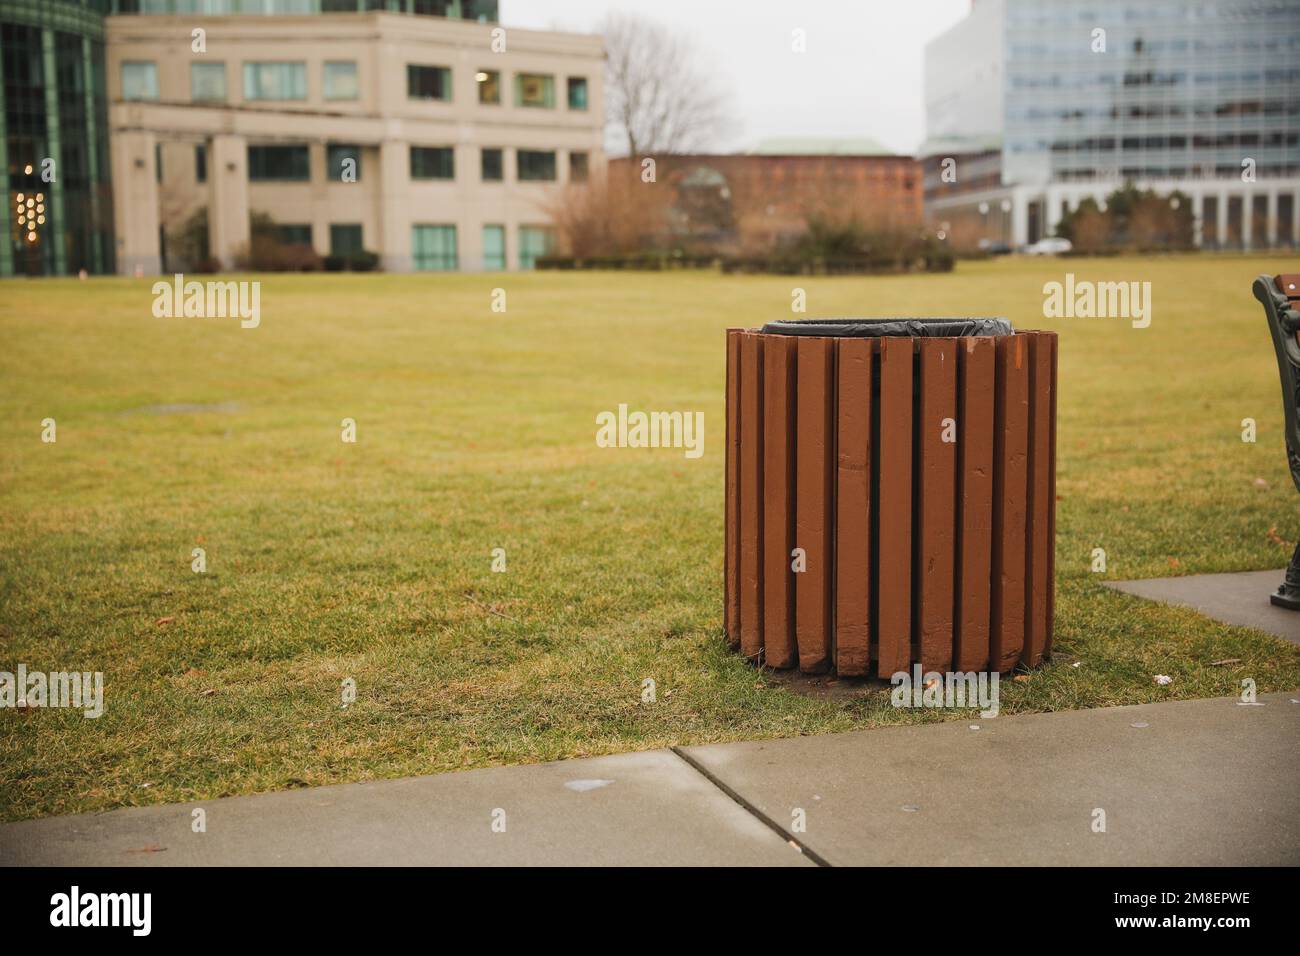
<box><xmin>501</xmin><ymin>0</ymin><xmax>972</xmax><ymax>155</ymax></box>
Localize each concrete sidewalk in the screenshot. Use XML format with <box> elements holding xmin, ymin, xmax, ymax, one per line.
<box><xmin>2</xmin><ymin>693</ymin><xmax>1296</xmax><ymax>867</ymax></box>
<box><xmin>1105</xmin><ymin>570</ymin><xmax>1300</xmax><ymax>643</ymax></box>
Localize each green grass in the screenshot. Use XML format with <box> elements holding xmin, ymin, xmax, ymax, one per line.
<box><xmin>1</xmin><ymin>254</ymin><xmax>1298</xmax><ymax>822</ymax></box>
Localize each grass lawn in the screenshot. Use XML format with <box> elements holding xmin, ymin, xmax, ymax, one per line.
<box><xmin>2</xmin><ymin>253</ymin><xmax>1298</xmax><ymax>822</ymax></box>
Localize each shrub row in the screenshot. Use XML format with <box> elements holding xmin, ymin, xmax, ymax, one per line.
<box><xmin>536</xmin><ymin>252</ymin><xmax>954</xmax><ymax>275</ymax></box>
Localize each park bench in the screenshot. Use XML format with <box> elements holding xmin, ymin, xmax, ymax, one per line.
<box><xmin>1252</xmin><ymin>272</ymin><xmax>1300</xmax><ymax>610</ymax></box>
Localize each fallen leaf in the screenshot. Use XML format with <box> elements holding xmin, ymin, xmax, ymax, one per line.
<box><xmin>1254</xmin><ymin>477</ymin><xmax>1269</xmax><ymax>489</ymax></box>
<box><xmin>155</xmin><ymin>616</ymin><xmax>176</xmax><ymax>627</ymax></box>
<box><xmin>1208</xmin><ymin>658</ymin><xmax>1241</xmax><ymax>666</ymax></box>
<box><xmin>1266</xmin><ymin>526</ymin><xmax>1288</xmax><ymax>547</ymax></box>
<box><xmin>1013</xmin><ymin>674</ymin><xmax>1030</xmax><ymax>682</ymax></box>
<box><xmin>200</xmin><ymin>688</ymin><xmax>217</xmax><ymax>697</ymax></box>
<box><xmin>1167</xmin><ymin>557</ymin><xmax>1180</xmax><ymax>569</ymax></box>
<box><xmin>183</xmin><ymin>668</ymin><xmax>207</xmax><ymax>678</ymax></box>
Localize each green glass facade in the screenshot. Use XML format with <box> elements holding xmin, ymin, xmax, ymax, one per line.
<box><xmin>1</xmin><ymin>0</ymin><xmax>114</xmax><ymax>276</ymax></box>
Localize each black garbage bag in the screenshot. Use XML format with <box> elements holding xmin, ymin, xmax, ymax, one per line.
<box><xmin>760</xmin><ymin>317</ymin><xmax>1013</xmax><ymax>338</ymax></box>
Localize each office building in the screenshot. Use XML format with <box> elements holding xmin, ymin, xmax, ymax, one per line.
<box><xmin>923</xmin><ymin>0</ymin><xmax>1300</xmax><ymax>249</ymax></box>
<box><xmin>1</xmin><ymin>1</ymin><xmax>604</xmax><ymax>275</ymax></box>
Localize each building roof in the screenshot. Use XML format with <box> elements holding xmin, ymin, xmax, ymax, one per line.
<box><xmin>749</xmin><ymin>136</ymin><xmax>896</xmax><ymax>157</ymax></box>
<box><xmin>917</xmin><ymin>134</ymin><xmax>1003</xmax><ymax>159</ymax></box>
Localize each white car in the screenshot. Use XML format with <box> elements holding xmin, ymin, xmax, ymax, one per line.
<box><xmin>1023</xmin><ymin>237</ymin><xmax>1073</xmax><ymax>256</ymax></box>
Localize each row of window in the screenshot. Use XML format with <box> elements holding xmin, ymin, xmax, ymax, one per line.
<box><xmin>409</xmin><ymin>65</ymin><xmax>586</xmax><ymax>109</ymax></box>
<box><xmin>410</xmin><ymin>145</ymin><xmax>587</xmax><ymax>182</ymax></box>
<box><xmin>114</xmin><ymin>1</ymin><xmax>499</xmax><ymax>19</ymax></box>
<box><xmin>217</xmin><ymin>144</ymin><xmax>588</xmax><ymax>183</ymax></box>
<box><xmin>269</xmin><ymin>221</ymin><xmax>555</xmax><ymax>270</ymax></box>
<box><xmin>121</xmin><ymin>59</ymin><xmax>589</xmax><ymax>109</ymax></box>
<box><xmin>413</xmin><ymin>223</ymin><xmax>554</xmax><ymax>270</ymax></box>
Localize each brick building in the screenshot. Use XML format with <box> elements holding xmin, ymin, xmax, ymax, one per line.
<box><xmin>608</xmin><ymin>138</ymin><xmax>923</xmax><ymax>255</ymax></box>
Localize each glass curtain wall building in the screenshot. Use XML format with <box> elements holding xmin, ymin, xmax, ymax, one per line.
<box><xmin>1</xmin><ymin>0</ymin><xmax>114</xmax><ymax>277</ymax></box>
<box><xmin>924</xmin><ymin>0</ymin><xmax>1300</xmax><ymax>249</ymax></box>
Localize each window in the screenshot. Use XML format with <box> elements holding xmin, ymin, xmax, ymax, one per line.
<box><xmin>412</xmin><ymin>224</ymin><xmax>458</xmax><ymax>270</ymax></box>
<box><xmin>481</xmin><ymin>148</ymin><xmax>503</xmax><ymax>182</ymax></box>
<box><xmin>155</xmin><ymin>143</ymin><xmax>163</xmax><ymax>183</ymax></box>
<box><xmin>277</xmin><ymin>224</ymin><xmax>313</xmax><ymax>248</ymax></box>
<box><xmin>244</xmin><ymin>61</ymin><xmax>307</xmax><ymax>100</ymax></box>
<box><xmin>248</xmin><ymin>145</ymin><xmax>310</xmax><ymax>181</ymax></box>
<box><xmin>482</xmin><ymin>225</ymin><xmax>506</xmax><ymax>270</ymax></box>
<box><xmin>567</xmin><ymin>76</ymin><xmax>588</xmax><ymax>110</ymax></box>
<box><xmin>517</xmin><ymin>225</ymin><xmax>555</xmax><ymax>269</ymax></box>
<box><xmin>323</xmin><ymin>61</ymin><xmax>358</xmax><ymax>100</ymax></box>
<box><xmin>330</xmin><ymin>224</ymin><xmax>363</xmax><ymax>257</ymax></box>
<box><xmin>408</xmin><ymin>64</ymin><xmax>451</xmax><ymax>101</ymax></box>
<box><xmin>122</xmin><ymin>61</ymin><xmax>158</xmax><ymax>101</ymax></box>
<box><xmin>570</xmin><ymin>151</ymin><xmax>589</xmax><ymax>182</ymax></box>
<box><xmin>476</xmin><ymin>69</ymin><xmax>500</xmax><ymax>104</ymax></box>
<box><xmin>191</xmin><ymin>62</ymin><xmax>226</xmax><ymax>102</ymax></box>
<box><xmin>515</xmin><ymin>72</ymin><xmax>554</xmax><ymax>108</ymax></box>
<box><xmin>462</xmin><ymin>0</ymin><xmax>498</xmax><ymax>20</ymax></box>
<box><xmin>327</xmin><ymin>144</ymin><xmax>362</xmax><ymax>182</ymax></box>
<box><xmin>517</xmin><ymin>149</ymin><xmax>556</xmax><ymax>181</ymax></box>
<box><xmin>195</xmin><ymin>144</ymin><xmax>207</xmax><ymax>183</ymax></box>
<box><xmin>410</xmin><ymin>146</ymin><xmax>454</xmax><ymax>180</ymax></box>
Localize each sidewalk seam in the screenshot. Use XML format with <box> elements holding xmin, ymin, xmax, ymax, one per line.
<box><xmin>670</xmin><ymin>746</ymin><xmax>832</xmax><ymax>867</ymax></box>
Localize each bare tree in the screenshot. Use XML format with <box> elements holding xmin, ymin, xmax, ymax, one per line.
<box><xmin>602</xmin><ymin>12</ymin><xmax>735</xmax><ymax>156</ymax></box>
<box><xmin>545</xmin><ymin>173</ymin><xmax>669</xmax><ymax>257</ymax></box>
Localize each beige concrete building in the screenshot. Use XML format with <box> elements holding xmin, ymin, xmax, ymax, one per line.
<box><xmin>105</xmin><ymin>7</ymin><xmax>603</xmax><ymax>273</ymax></box>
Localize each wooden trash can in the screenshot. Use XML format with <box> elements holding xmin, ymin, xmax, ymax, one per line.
<box><xmin>723</xmin><ymin>319</ymin><xmax>1057</xmax><ymax>676</ymax></box>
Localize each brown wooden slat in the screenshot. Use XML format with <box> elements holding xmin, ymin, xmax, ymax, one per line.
<box><xmin>876</xmin><ymin>337</ymin><xmax>913</xmax><ymax>678</ymax></box>
<box><xmin>1045</xmin><ymin>332</ymin><xmax>1058</xmax><ymax>658</ymax></box>
<box><xmin>739</xmin><ymin>332</ymin><xmax>764</xmax><ymax>662</ymax></box>
<box><xmin>835</xmin><ymin>338</ymin><xmax>872</xmax><ymax>675</ymax></box>
<box><xmin>763</xmin><ymin>335</ymin><xmax>798</xmax><ymax>668</ymax></box>
<box><xmin>916</xmin><ymin>339</ymin><xmax>958</xmax><ymax>672</ymax></box>
<box><xmin>795</xmin><ymin>337</ymin><xmax>834</xmax><ymax>673</ymax></box>
<box><xmin>990</xmin><ymin>333</ymin><xmax>1029</xmax><ymax>671</ymax></box>
<box><xmin>1023</xmin><ymin>332</ymin><xmax>1054</xmax><ymax>666</ymax></box>
<box><xmin>955</xmin><ymin>337</ymin><xmax>995</xmax><ymax>672</ymax></box>
<box><xmin>724</xmin><ymin>329</ymin><xmax>742</xmax><ymax>648</ymax></box>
